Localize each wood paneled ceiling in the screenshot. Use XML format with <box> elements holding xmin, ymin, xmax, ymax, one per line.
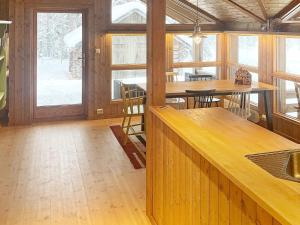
<box><xmin>167</xmin><ymin>0</ymin><xmax>296</xmax><ymax>24</ymax></box>
<box><xmin>263</xmin><ymin>0</ymin><xmax>294</xmax><ymax>17</ymax></box>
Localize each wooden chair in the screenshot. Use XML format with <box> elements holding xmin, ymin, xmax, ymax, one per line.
<box><xmin>295</xmin><ymin>83</ymin><xmax>300</xmax><ymax>110</ymax></box>
<box><xmin>186</xmin><ymin>72</ymin><xmax>221</xmax><ymax>107</ymax></box>
<box><xmin>227</xmin><ymin>91</ymin><xmax>251</xmax><ymax>120</ymax></box>
<box><xmin>185</xmin><ymin>89</ymin><xmax>216</xmax><ymax>109</ymax></box>
<box><xmin>121</xmin><ymin>83</ymin><xmax>145</xmax><ymax>145</ymax></box>
<box><xmin>166</xmin><ymin>72</ymin><xmax>186</xmax><ymax>109</ymax></box>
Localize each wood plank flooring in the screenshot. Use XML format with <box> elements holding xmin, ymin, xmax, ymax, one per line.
<box><xmin>0</xmin><ymin>119</ymin><xmax>151</xmax><ymax>225</ymax></box>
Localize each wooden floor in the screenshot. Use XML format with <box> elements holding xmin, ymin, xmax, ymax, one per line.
<box><xmin>0</xmin><ymin>119</ymin><xmax>151</xmax><ymax>225</ymax></box>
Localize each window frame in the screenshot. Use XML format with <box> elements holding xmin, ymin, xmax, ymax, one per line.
<box><xmin>169</xmin><ymin>32</ymin><xmax>222</xmax><ymax>80</ymax></box>
<box><xmin>227</xmin><ymin>34</ymin><xmax>260</xmax><ymax>107</ymax></box>
<box><xmin>273</xmin><ymin>35</ymin><xmax>300</xmax><ymax>122</ymax></box>
<box><xmin>109</xmin><ymin>33</ymin><xmax>147</xmax><ymax>102</ymax></box>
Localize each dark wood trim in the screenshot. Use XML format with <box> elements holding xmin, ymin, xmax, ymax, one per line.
<box><xmin>273</xmin><ymin>0</ymin><xmax>300</xmax><ymax>19</ymax></box>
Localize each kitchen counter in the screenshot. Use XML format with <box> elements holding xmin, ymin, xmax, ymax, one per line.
<box><xmin>149</xmin><ymin>106</ymin><xmax>300</xmax><ymax>225</ymax></box>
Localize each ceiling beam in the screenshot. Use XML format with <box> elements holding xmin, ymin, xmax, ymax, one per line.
<box><xmin>256</xmin><ymin>0</ymin><xmax>267</xmax><ymax>20</ymax></box>
<box><xmin>177</xmin><ymin>0</ymin><xmax>223</xmax><ymax>24</ymax></box>
<box><xmin>222</xmin><ymin>0</ymin><xmax>266</xmax><ymax>23</ymax></box>
<box><xmin>273</xmin><ymin>0</ymin><xmax>300</xmax><ymax>20</ymax></box>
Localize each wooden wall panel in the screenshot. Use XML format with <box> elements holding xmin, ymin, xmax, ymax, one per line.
<box><xmin>0</xmin><ymin>0</ymin><xmax>9</xmax><ymax>20</ymax></box>
<box><xmin>149</xmin><ymin>112</ymin><xmax>284</xmax><ymax>225</ymax></box>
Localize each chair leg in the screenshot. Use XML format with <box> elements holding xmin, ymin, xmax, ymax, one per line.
<box><xmin>123</xmin><ymin>116</ymin><xmax>132</xmax><ymax>146</ymax></box>
<box><xmin>121</xmin><ymin>115</ymin><xmax>127</xmax><ymax>129</ymax></box>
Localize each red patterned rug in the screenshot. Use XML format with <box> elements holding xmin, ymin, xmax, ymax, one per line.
<box><xmin>110</xmin><ymin>125</ymin><xmax>146</xmax><ymax>169</ymax></box>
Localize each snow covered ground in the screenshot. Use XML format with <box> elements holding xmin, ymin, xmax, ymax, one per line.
<box><xmin>37</xmin><ymin>58</ymin><xmax>82</xmax><ymax>106</ymax></box>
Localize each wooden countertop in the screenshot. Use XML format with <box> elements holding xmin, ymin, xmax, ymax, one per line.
<box><xmin>150</xmin><ymin>106</ymin><xmax>300</xmax><ymax>225</ymax></box>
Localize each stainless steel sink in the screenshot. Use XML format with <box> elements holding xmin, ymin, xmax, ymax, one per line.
<box><xmin>246</xmin><ymin>150</ymin><xmax>300</xmax><ymax>183</ymax></box>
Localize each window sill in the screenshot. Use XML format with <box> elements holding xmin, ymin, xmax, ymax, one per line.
<box><xmin>274</xmin><ymin>112</ymin><xmax>300</xmax><ymax>124</ymax></box>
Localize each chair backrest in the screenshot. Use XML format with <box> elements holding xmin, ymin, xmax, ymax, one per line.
<box><xmin>188</xmin><ymin>74</ymin><xmax>214</xmax><ymax>81</ymax></box>
<box><xmin>227</xmin><ymin>91</ymin><xmax>251</xmax><ymax>119</ymax></box>
<box><xmin>295</xmin><ymin>83</ymin><xmax>300</xmax><ymax>109</ymax></box>
<box><xmin>185</xmin><ymin>89</ymin><xmax>216</xmax><ymax>109</ymax></box>
<box><xmin>166</xmin><ymin>72</ymin><xmax>178</xmax><ymax>83</ymax></box>
<box><xmin>120</xmin><ymin>83</ymin><xmax>144</xmax><ymax>115</ymax></box>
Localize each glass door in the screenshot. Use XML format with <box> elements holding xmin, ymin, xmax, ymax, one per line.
<box><xmin>34</xmin><ymin>11</ymin><xmax>85</xmax><ymax>120</ymax></box>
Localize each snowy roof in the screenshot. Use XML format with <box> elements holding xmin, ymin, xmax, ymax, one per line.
<box><xmin>112</xmin><ymin>2</ymin><xmax>146</xmax><ymax>23</ymax></box>
<box><xmin>64</xmin><ymin>26</ymin><xmax>82</xmax><ymax>48</ymax></box>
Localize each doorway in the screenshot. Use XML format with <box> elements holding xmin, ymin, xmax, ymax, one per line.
<box><xmin>34</xmin><ymin>11</ymin><xmax>86</xmax><ymax>120</ymax></box>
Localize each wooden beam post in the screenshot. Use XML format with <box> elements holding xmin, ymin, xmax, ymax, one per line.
<box><xmin>146</xmin><ymin>0</ymin><xmax>166</xmax><ymax>222</ymax></box>
<box><xmin>147</xmin><ymin>0</ymin><xmax>166</xmax><ymax>107</ymax></box>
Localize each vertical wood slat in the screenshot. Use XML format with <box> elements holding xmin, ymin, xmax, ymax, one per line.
<box><xmin>149</xmin><ymin>112</ymin><xmax>283</xmax><ymax>225</ymax></box>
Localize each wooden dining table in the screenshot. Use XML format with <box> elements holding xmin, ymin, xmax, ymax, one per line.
<box><xmin>137</xmin><ymin>79</ymin><xmax>276</xmax><ymax>131</ymax></box>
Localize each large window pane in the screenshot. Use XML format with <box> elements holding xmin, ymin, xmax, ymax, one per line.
<box><xmin>37</xmin><ymin>12</ymin><xmax>83</xmax><ymax>107</ymax></box>
<box><xmin>112</xmin><ymin>69</ymin><xmax>146</xmax><ymax>99</ymax></box>
<box><xmin>173</xmin><ymin>34</ymin><xmax>217</xmax><ymax>63</ymax></box>
<box><xmin>112</xmin><ymin>0</ymin><xmax>146</xmax><ymax>24</ymax></box>
<box><xmin>112</xmin><ymin>35</ymin><xmax>146</xmax><ymax>65</ymax></box>
<box><xmin>238</xmin><ymin>36</ymin><xmax>258</xmax><ymax>67</ymax></box>
<box><xmin>276</xmin><ymin>78</ymin><xmax>300</xmax><ymax>120</ymax></box>
<box><xmin>173</xmin><ymin>67</ymin><xmax>217</xmax><ymax>81</ymax></box>
<box><xmin>286</xmin><ymin>38</ymin><xmax>300</xmax><ymax>75</ymax></box>
<box><xmin>202</xmin><ymin>35</ymin><xmax>217</xmax><ymax>62</ymax></box>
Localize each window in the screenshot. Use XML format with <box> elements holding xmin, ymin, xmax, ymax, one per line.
<box><xmin>173</xmin><ymin>34</ymin><xmax>217</xmax><ymax>63</ymax></box>
<box><xmin>173</xmin><ymin>67</ymin><xmax>217</xmax><ymax>81</ymax></box>
<box><xmin>111</xmin><ymin>34</ymin><xmax>146</xmax><ymax>100</ymax></box>
<box><xmin>274</xmin><ymin>36</ymin><xmax>300</xmax><ymax>121</ymax></box>
<box><xmin>112</xmin><ymin>0</ymin><xmax>146</xmax><ymax>24</ymax></box>
<box><xmin>112</xmin><ymin>35</ymin><xmax>146</xmax><ymax>65</ymax></box>
<box><xmin>166</xmin><ymin>16</ymin><xmax>180</xmax><ymax>24</ymax></box>
<box><xmin>285</xmin><ymin>38</ymin><xmax>300</xmax><ymax>75</ymax></box>
<box><xmin>238</xmin><ymin>36</ymin><xmax>259</xmax><ymax>67</ymax></box>
<box><xmin>228</xmin><ymin>35</ymin><xmax>260</xmax><ymax>106</ymax></box>
<box><xmin>276</xmin><ymin>78</ymin><xmax>300</xmax><ymax>120</ymax></box>
<box><xmin>112</xmin><ymin>70</ymin><xmax>146</xmax><ymax>99</ymax></box>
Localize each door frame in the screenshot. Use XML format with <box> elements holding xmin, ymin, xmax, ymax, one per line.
<box><xmin>32</xmin><ymin>8</ymin><xmax>88</xmax><ymax>121</ymax></box>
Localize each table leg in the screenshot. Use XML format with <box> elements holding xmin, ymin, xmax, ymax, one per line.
<box><xmin>263</xmin><ymin>90</ymin><xmax>273</xmax><ymax>131</ymax></box>
<box><xmin>141</xmin><ymin>114</ymin><xmax>145</xmax><ymax>131</ymax></box>
<box><xmin>141</xmin><ymin>96</ymin><xmax>147</xmax><ymax>132</ymax></box>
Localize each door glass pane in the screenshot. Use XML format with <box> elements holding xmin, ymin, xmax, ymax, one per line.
<box><xmin>37</xmin><ymin>12</ymin><xmax>83</xmax><ymax>106</ymax></box>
